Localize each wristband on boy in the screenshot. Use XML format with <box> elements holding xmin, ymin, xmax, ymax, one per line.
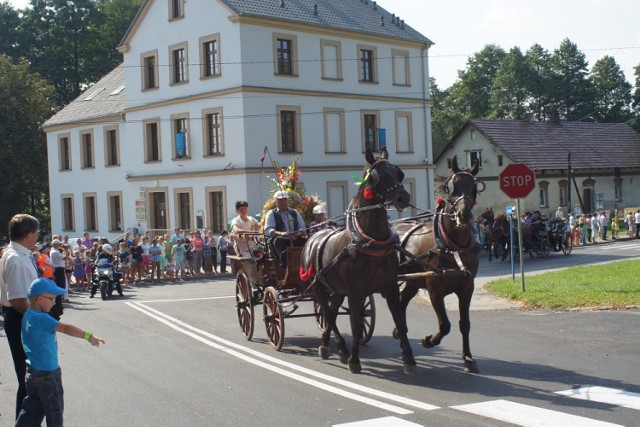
<box><xmin>84</xmin><ymin>331</ymin><xmax>93</xmax><ymax>341</ymax></box>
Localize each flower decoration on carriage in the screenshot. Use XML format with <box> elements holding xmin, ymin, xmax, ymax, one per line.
<box><xmin>261</xmin><ymin>155</ymin><xmax>323</xmax><ymax>225</ymax></box>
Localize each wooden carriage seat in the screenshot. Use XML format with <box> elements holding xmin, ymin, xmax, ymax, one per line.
<box><xmin>282</xmin><ymin>246</ymin><xmax>303</xmax><ymax>288</ymax></box>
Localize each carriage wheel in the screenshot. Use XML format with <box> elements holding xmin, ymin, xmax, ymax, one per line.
<box><xmin>235</xmin><ymin>270</ymin><xmax>254</xmax><ymax>341</ymax></box>
<box><xmin>313</xmin><ymin>301</ymin><xmax>328</xmax><ymax>332</ymax></box>
<box><xmin>540</xmin><ymin>238</ymin><xmax>550</xmax><ymax>258</ymax></box>
<box><xmin>360</xmin><ymin>294</ymin><xmax>376</xmax><ymax>345</ymax></box>
<box><xmin>562</xmin><ymin>234</ymin><xmax>572</xmax><ymax>255</ymax></box>
<box><xmin>263</xmin><ymin>287</ymin><xmax>285</xmax><ymax>351</ymax></box>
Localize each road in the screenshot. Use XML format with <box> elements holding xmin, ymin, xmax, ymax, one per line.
<box><xmin>1</xmin><ymin>239</ymin><xmax>639</xmax><ymax>426</ymax></box>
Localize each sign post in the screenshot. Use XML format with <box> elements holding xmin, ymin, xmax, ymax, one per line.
<box><xmin>499</xmin><ymin>163</ymin><xmax>536</xmax><ymax>292</ymax></box>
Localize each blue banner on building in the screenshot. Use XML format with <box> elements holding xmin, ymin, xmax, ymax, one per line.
<box><xmin>176</xmin><ymin>132</ymin><xmax>186</xmax><ymax>158</ymax></box>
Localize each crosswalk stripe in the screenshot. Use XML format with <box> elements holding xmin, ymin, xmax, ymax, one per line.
<box><xmin>598</xmin><ymin>243</ymin><xmax>639</xmax><ymax>250</ymax></box>
<box><xmin>555</xmin><ymin>386</ymin><xmax>640</xmax><ymax>410</ymax></box>
<box><xmin>334</xmin><ymin>416</ymin><xmax>423</xmax><ymax>426</ymax></box>
<box><xmin>451</xmin><ymin>399</ymin><xmax>622</xmax><ymax>426</ymax></box>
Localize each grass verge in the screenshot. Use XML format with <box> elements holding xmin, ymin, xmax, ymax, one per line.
<box><xmin>485</xmin><ymin>259</ymin><xmax>640</xmax><ymax>310</ymax></box>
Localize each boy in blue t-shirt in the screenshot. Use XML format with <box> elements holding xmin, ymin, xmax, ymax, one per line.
<box><xmin>16</xmin><ymin>278</ymin><xmax>105</xmax><ymax>427</ymax></box>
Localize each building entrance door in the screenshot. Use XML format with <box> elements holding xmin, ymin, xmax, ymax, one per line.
<box><xmin>151</xmin><ymin>192</ymin><xmax>167</xmax><ymax>229</ymax></box>
<box><xmin>582</xmin><ymin>188</ymin><xmax>593</xmax><ymax>214</ymax></box>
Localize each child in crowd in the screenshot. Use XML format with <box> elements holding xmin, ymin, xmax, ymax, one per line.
<box><xmin>218</xmin><ymin>231</ymin><xmax>230</xmax><ymax>273</ymax></box>
<box><xmin>172</xmin><ymin>239</ymin><xmax>187</xmax><ymax>280</ymax></box>
<box><xmin>165</xmin><ymin>256</ymin><xmax>176</xmax><ymax>282</ymax></box>
<box><xmin>16</xmin><ymin>278</ymin><xmax>104</xmax><ymax>426</ymax></box>
<box><xmin>73</xmin><ymin>251</ymin><xmax>86</xmax><ymax>290</ymax></box>
<box><xmin>118</xmin><ymin>242</ymin><xmax>131</xmax><ymax>286</ymax></box>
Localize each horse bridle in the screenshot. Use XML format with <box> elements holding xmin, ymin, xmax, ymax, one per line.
<box><xmin>366</xmin><ymin>159</ymin><xmax>405</xmax><ymax>200</ymax></box>
<box><xmin>443</xmin><ymin>171</ymin><xmax>483</xmax><ymax>209</ymax></box>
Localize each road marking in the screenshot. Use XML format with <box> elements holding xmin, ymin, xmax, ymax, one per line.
<box><xmin>451</xmin><ymin>399</ymin><xmax>622</xmax><ymax>426</ymax></box>
<box><xmin>598</xmin><ymin>243</ymin><xmax>640</xmax><ymax>250</ymax></box>
<box><xmin>556</xmin><ymin>386</ymin><xmax>640</xmax><ymax>410</ymax></box>
<box><xmin>334</xmin><ymin>416</ymin><xmax>423</xmax><ymax>426</ymax></box>
<box><xmin>127</xmin><ymin>301</ymin><xmax>439</xmax><ymax>414</ymax></box>
<box><xmin>137</xmin><ymin>296</ymin><xmax>235</xmax><ymax>303</ymax></box>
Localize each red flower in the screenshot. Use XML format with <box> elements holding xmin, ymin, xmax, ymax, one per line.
<box><xmin>364</xmin><ymin>187</ymin><xmax>374</xmax><ymax>199</ymax></box>
<box><xmin>436</xmin><ymin>197</ymin><xmax>445</xmax><ymax>206</ymax></box>
<box><xmin>259</xmin><ymin>155</ymin><xmax>265</xmax><ymax>162</ymax></box>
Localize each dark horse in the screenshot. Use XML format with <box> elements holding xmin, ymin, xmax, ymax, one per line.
<box><xmin>393</xmin><ymin>155</ymin><xmax>481</xmax><ymax>373</ymax></box>
<box><xmin>300</xmin><ymin>148</ymin><xmax>414</xmax><ymax>373</ymax></box>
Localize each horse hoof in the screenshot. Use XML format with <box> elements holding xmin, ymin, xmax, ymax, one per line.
<box><xmin>392</xmin><ymin>328</ymin><xmax>399</xmax><ymax>340</ymax></box>
<box><xmin>403</xmin><ymin>363</ymin><xmax>417</xmax><ymax>375</ymax></box>
<box><xmin>348</xmin><ymin>362</ymin><xmax>362</xmax><ymax>373</ymax></box>
<box><xmin>464</xmin><ymin>357</ymin><xmax>479</xmax><ymax>374</ymax></box>
<box><xmin>339</xmin><ymin>352</ymin><xmax>349</xmax><ymax>365</ymax></box>
<box><xmin>422</xmin><ymin>335</ymin><xmax>435</xmax><ymax>348</ymax></box>
<box><xmin>318</xmin><ymin>346</ymin><xmax>330</xmax><ymax>360</ymax></box>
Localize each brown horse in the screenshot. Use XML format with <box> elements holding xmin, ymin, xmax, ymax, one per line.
<box><xmin>300</xmin><ymin>147</ymin><xmax>414</xmax><ymax>373</ymax></box>
<box><xmin>394</xmin><ymin>155</ymin><xmax>481</xmax><ymax>373</ymax></box>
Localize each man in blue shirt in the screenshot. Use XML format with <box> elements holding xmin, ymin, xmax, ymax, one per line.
<box><xmin>16</xmin><ymin>278</ymin><xmax>104</xmax><ymax>427</ymax></box>
<box><xmin>264</xmin><ymin>191</ymin><xmax>306</xmax><ymax>269</ymax></box>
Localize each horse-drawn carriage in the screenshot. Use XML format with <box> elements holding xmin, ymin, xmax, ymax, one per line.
<box><xmin>229</xmin><ymin>148</ymin><xmax>481</xmax><ymax>374</ymax></box>
<box><xmin>482</xmin><ymin>212</ymin><xmax>572</xmax><ymax>261</ymax></box>
<box><xmin>229</xmin><ymin>233</ymin><xmax>375</xmax><ymax>351</ymax></box>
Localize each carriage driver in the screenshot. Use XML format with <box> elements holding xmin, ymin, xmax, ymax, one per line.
<box><xmin>264</xmin><ymin>191</ymin><xmax>307</xmax><ymax>269</ymax></box>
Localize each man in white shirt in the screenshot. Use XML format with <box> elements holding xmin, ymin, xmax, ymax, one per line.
<box><xmin>555</xmin><ymin>207</ymin><xmax>564</xmax><ymax>220</ymax></box>
<box><xmin>0</xmin><ymin>214</ymin><xmax>40</xmax><ymax>419</ymax></box>
<box><xmin>635</xmin><ymin>209</ymin><xmax>640</xmax><ymax>239</ymax></box>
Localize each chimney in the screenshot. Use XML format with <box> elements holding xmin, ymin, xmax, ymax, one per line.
<box><xmin>549</xmin><ymin>110</ymin><xmax>560</xmax><ymax>124</ymax></box>
<box><xmin>313</xmin><ymin>3</ymin><xmax>318</xmax><ymax>15</ymax></box>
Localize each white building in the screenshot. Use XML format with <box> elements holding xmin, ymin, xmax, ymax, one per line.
<box><xmin>44</xmin><ymin>0</ymin><xmax>435</xmax><ymax>240</ymax></box>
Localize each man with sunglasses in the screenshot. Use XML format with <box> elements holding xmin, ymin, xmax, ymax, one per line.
<box><xmin>0</xmin><ymin>214</ymin><xmax>40</xmax><ymax>419</ymax></box>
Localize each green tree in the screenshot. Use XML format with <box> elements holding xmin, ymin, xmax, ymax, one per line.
<box><xmin>0</xmin><ymin>55</ymin><xmax>54</xmax><ymax>239</ymax></box>
<box><xmin>20</xmin><ymin>0</ymin><xmax>100</xmax><ymax>107</ymax></box>
<box><xmin>549</xmin><ymin>38</ymin><xmax>596</xmax><ymax>121</ymax></box>
<box><xmin>490</xmin><ymin>47</ymin><xmax>531</xmax><ymax>119</ymax></box>
<box><xmin>632</xmin><ymin>64</ymin><xmax>640</xmax><ymax>131</ymax></box>
<box><xmin>0</xmin><ymin>2</ymin><xmax>22</xmax><ymax>58</ymax></box>
<box><xmin>430</xmin><ymin>77</ymin><xmax>466</xmax><ymax>157</ymax></box>
<box><xmin>452</xmin><ymin>44</ymin><xmax>507</xmax><ymax>119</ymax></box>
<box><xmin>524</xmin><ymin>44</ymin><xmax>554</xmax><ymax>120</ymax></box>
<box><xmin>589</xmin><ymin>56</ymin><xmax>633</xmax><ymax>123</ymax></box>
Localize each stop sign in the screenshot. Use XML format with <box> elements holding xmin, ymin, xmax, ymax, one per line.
<box><xmin>499</xmin><ymin>163</ymin><xmax>536</xmax><ymax>199</ymax></box>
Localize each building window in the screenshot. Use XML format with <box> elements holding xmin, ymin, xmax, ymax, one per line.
<box><xmin>200</xmin><ymin>34</ymin><xmax>220</xmax><ymax>78</ymax></box>
<box><xmin>357</xmin><ymin>45</ymin><xmax>377</xmax><ymax>83</ymax></box>
<box><xmin>175</xmin><ymin>190</ymin><xmax>192</xmax><ymax>230</ymax></box>
<box><xmin>208</xmin><ymin>190</ymin><xmax>225</xmax><ymax>233</ymax></box>
<box><xmin>558</xmin><ymin>180</ymin><xmax>568</xmax><ymax>206</ymax></box>
<box><xmin>323</xmin><ymin>108</ymin><xmax>345</xmax><ymax>153</ymax></box>
<box><xmin>144</xmin><ymin>121</ymin><xmax>161</xmax><ymax>162</ymax></box>
<box><xmin>614</xmin><ymin>178</ymin><xmax>623</xmax><ymax>202</ymax></box>
<box><xmin>395</xmin><ymin>112</ymin><xmax>413</xmax><ymax>153</ymax></box>
<box><xmin>391</xmin><ymin>49</ymin><xmax>410</xmax><ymax>86</ymax></box>
<box><xmin>171</xmin><ymin>115</ymin><xmax>190</xmax><ymax>159</ymax></box>
<box><xmin>277</xmin><ymin>106</ymin><xmax>301</xmax><ymax>153</ymax></box>
<box><xmin>361</xmin><ymin>111</ymin><xmax>380</xmax><ymax>152</ymax></box>
<box><xmin>498</xmin><ymin>155</ymin><xmax>503</xmax><ymax>167</ymax></box>
<box><xmin>104</xmin><ymin>128</ymin><xmax>119</xmax><ymax>166</ymax></box>
<box><xmin>84</xmin><ymin>193</ymin><xmax>98</xmax><ymax>231</ymax></box>
<box><xmin>61</xmin><ymin>194</ymin><xmax>74</xmax><ymax>231</ymax></box>
<box><xmin>320</xmin><ymin>39</ymin><xmax>342</xmax><ymax>80</ymax></box>
<box><xmin>467</xmin><ymin>151</ymin><xmax>482</xmax><ymax>169</ymax></box>
<box><xmin>80</xmin><ymin>131</ymin><xmax>94</xmax><ymax>169</ymax></box>
<box><xmin>273</xmin><ymin>34</ymin><xmax>298</xmax><ymax>76</ymax></box>
<box><xmin>169</xmin><ymin>0</ymin><xmax>184</xmax><ymax>19</ymax></box>
<box><xmin>170</xmin><ymin>44</ymin><xmax>188</xmax><ymax>84</ymax></box>
<box><xmin>539</xmin><ymin>181</ymin><xmax>549</xmax><ymax>208</ymax></box>
<box><xmin>107</xmin><ymin>192</ymin><xmax>123</xmax><ymax>231</ymax></box>
<box><xmin>203</xmin><ymin>108</ymin><xmax>223</xmax><ymax>156</ymax></box>
<box><xmin>59</xmin><ymin>135</ymin><xmax>71</xmax><ymax>171</ymax></box>
<box><xmin>141</xmin><ymin>51</ymin><xmax>159</xmax><ymax>90</ymax></box>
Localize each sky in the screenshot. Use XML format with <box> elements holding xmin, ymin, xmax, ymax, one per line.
<box><xmin>6</xmin><ymin>0</ymin><xmax>640</xmax><ymax>89</ymax></box>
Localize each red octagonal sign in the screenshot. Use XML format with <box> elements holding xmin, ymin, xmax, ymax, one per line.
<box><xmin>499</xmin><ymin>163</ymin><xmax>536</xmax><ymax>199</ymax></box>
